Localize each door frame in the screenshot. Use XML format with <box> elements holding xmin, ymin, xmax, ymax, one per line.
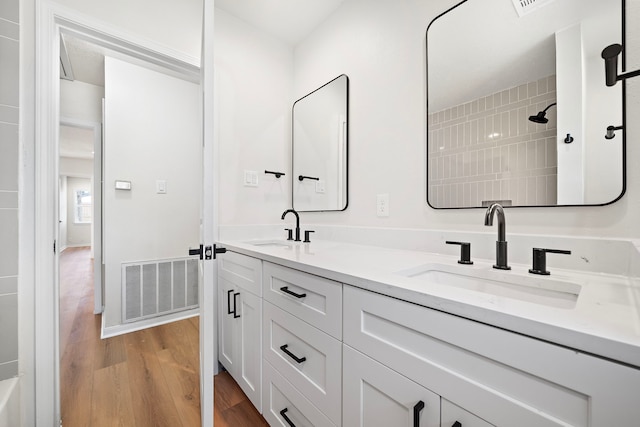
<box><xmin>34</xmin><ymin>3</ymin><xmax>215</xmax><ymax>425</ymax></box>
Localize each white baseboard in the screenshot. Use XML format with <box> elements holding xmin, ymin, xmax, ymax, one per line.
<box><xmin>101</xmin><ymin>308</ymin><xmax>199</xmax><ymax>339</ymax></box>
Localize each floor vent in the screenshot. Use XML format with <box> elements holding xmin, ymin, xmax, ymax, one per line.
<box><xmin>122</xmin><ymin>257</ymin><xmax>198</xmax><ymax>323</ymax></box>
<box><xmin>511</xmin><ymin>0</ymin><xmax>556</xmax><ymax>17</ymax></box>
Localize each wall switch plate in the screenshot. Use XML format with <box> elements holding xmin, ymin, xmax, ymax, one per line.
<box><xmin>315</xmin><ymin>180</ymin><xmax>326</xmax><ymax>193</ymax></box>
<box><xmin>244</xmin><ymin>170</ymin><xmax>258</xmax><ymax>187</ymax></box>
<box><xmin>377</xmin><ymin>193</ymin><xmax>389</xmax><ymax>217</ymax></box>
<box><xmin>156</xmin><ymin>180</ymin><xmax>167</xmax><ymax>194</ymax></box>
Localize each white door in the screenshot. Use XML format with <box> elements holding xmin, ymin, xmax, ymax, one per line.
<box><xmin>201</xmin><ymin>0</ymin><xmax>217</xmax><ymax>424</ymax></box>
<box><xmin>343</xmin><ymin>345</ymin><xmax>441</xmax><ymax>427</ymax></box>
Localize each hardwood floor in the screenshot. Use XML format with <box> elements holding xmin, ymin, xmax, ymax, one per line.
<box><xmin>60</xmin><ymin>246</ymin><xmax>268</xmax><ymax>427</ymax></box>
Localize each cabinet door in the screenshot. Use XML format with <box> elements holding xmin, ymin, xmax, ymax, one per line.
<box><xmin>343</xmin><ymin>345</ymin><xmax>440</xmax><ymax>427</ymax></box>
<box><xmin>237</xmin><ymin>290</ymin><xmax>262</xmax><ymax>413</ymax></box>
<box><xmin>218</xmin><ymin>277</ymin><xmax>237</xmax><ymax>374</ymax></box>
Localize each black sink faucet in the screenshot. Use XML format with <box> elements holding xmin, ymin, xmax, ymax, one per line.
<box><xmin>484</xmin><ymin>203</ymin><xmax>510</xmax><ymax>270</ymax></box>
<box><xmin>281</xmin><ymin>209</ymin><xmax>301</xmax><ymax>242</ymax></box>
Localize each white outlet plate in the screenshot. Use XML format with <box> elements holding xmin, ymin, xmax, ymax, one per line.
<box><xmin>316</xmin><ymin>180</ymin><xmax>326</xmax><ymax>193</ymax></box>
<box><xmin>244</xmin><ymin>170</ymin><xmax>258</xmax><ymax>187</ymax></box>
<box><xmin>377</xmin><ymin>193</ymin><xmax>389</xmax><ymax>217</ymax></box>
<box><xmin>156</xmin><ymin>180</ymin><xmax>167</xmax><ymax>194</ymax></box>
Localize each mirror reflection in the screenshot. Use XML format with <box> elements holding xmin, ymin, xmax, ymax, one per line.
<box><xmin>293</xmin><ymin>74</ymin><xmax>349</xmax><ymax>212</ymax></box>
<box><xmin>427</xmin><ymin>0</ymin><xmax>624</xmax><ymax>208</ymax></box>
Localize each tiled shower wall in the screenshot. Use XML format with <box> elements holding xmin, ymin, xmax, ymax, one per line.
<box><xmin>0</xmin><ymin>0</ymin><xmax>20</xmax><ymax>380</ymax></box>
<box><xmin>428</xmin><ymin>75</ymin><xmax>558</xmax><ymax>208</ymax></box>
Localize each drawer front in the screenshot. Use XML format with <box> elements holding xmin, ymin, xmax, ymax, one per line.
<box><xmin>263</xmin><ymin>262</ymin><xmax>342</xmax><ymax>339</ymax></box>
<box><xmin>219</xmin><ymin>251</ymin><xmax>262</xmax><ymax>296</ymax></box>
<box><xmin>442</xmin><ymin>399</ymin><xmax>494</xmax><ymax>427</ymax></box>
<box><xmin>344</xmin><ymin>285</ymin><xmax>640</xmax><ymax>427</ymax></box>
<box><xmin>263</xmin><ymin>301</ymin><xmax>342</xmax><ymax>425</ymax></box>
<box><xmin>263</xmin><ymin>361</ymin><xmax>337</xmax><ymax>427</ymax></box>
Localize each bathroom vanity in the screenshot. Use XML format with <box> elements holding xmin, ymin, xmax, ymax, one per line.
<box><xmin>216</xmin><ymin>237</ymin><xmax>640</xmax><ymax>427</ymax></box>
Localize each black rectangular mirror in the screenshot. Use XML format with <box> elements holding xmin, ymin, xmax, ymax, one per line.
<box><xmin>427</xmin><ymin>0</ymin><xmax>625</xmax><ymax>208</ymax></box>
<box><xmin>293</xmin><ymin>74</ymin><xmax>349</xmax><ymax>212</ymax></box>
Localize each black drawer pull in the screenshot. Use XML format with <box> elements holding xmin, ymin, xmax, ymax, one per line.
<box><xmin>280</xmin><ymin>286</ymin><xmax>307</xmax><ymax>299</ymax></box>
<box><xmin>227</xmin><ymin>289</ymin><xmax>234</xmax><ymax>315</ymax></box>
<box><xmin>280</xmin><ymin>408</ymin><xmax>296</xmax><ymax>427</ymax></box>
<box><xmin>413</xmin><ymin>400</ymin><xmax>425</xmax><ymax>427</ymax></box>
<box><xmin>452</xmin><ymin>422</ymin><xmax>462</xmax><ymax>427</ymax></box>
<box><xmin>279</xmin><ymin>344</ymin><xmax>306</xmax><ymax>364</ymax></box>
<box><xmin>233</xmin><ymin>292</ymin><xmax>240</xmax><ymax>318</ymax></box>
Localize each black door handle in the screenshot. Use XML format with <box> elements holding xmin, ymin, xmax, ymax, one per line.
<box><xmin>233</xmin><ymin>292</ymin><xmax>240</xmax><ymax>318</ymax></box>
<box><xmin>227</xmin><ymin>289</ymin><xmax>234</xmax><ymax>315</ymax></box>
<box><xmin>279</xmin><ymin>344</ymin><xmax>306</xmax><ymax>364</ymax></box>
<box><xmin>280</xmin><ymin>286</ymin><xmax>307</xmax><ymax>299</ymax></box>
<box><xmin>413</xmin><ymin>400</ymin><xmax>425</xmax><ymax>427</ymax></box>
<box><xmin>189</xmin><ymin>244</ymin><xmax>203</xmax><ymax>260</ymax></box>
<box><xmin>279</xmin><ymin>408</ymin><xmax>296</xmax><ymax>427</ymax></box>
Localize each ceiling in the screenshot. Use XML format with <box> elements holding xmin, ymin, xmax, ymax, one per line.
<box><xmin>61</xmin><ymin>34</ymin><xmax>106</xmax><ymax>87</ymax></box>
<box><xmin>214</xmin><ymin>0</ymin><xmax>345</xmax><ymax>46</ymax></box>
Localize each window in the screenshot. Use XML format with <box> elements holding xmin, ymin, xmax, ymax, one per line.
<box><xmin>74</xmin><ymin>190</ymin><xmax>92</xmax><ymax>224</ymax></box>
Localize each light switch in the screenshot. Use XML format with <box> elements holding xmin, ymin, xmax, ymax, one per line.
<box><xmin>315</xmin><ymin>180</ymin><xmax>326</xmax><ymax>193</ymax></box>
<box><xmin>115</xmin><ymin>180</ymin><xmax>131</xmax><ymax>190</ymax></box>
<box><xmin>244</xmin><ymin>170</ymin><xmax>259</xmax><ymax>187</ymax></box>
<box><xmin>156</xmin><ymin>180</ymin><xmax>167</xmax><ymax>194</ymax></box>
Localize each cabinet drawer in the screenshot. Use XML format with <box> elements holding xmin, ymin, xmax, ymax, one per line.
<box><xmin>343</xmin><ymin>285</ymin><xmax>640</xmax><ymax>427</ymax></box>
<box><xmin>263</xmin><ymin>301</ymin><xmax>342</xmax><ymax>425</ymax></box>
<box><xmin>263</xmin><ymin>361</ymin><xmax>336</xmax><ymax>427</ymax></box>
<box><xmin>219</xmin><ymin>251</ymin><xmax>262</xmax><ymax>296</ymax></box>
<box><xmin>263</xmin><ymin>262</ymin><xmax>342</xmax><ymax>339</ymax></box>
<box><xmin>442</xmin><ymin>399</ymin><xmax>494</xmax><ymax>427</ymax></box>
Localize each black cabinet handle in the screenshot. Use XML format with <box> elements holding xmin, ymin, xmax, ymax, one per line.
<box><xmin>233</xmin><ymin>292</ymin><xmax>240</xmax><ymax>318</ymax></box>
<box><xmin>298</xmin><ymin>175</ymin><xmax>319</xmax><ymax>181</ymax></box>
<box><xmin>413</xmin><ymin>400</ymin><xmax>425</xmax><ymax>427</ymax></box>
<box><xmin>279</xmin><ymin>408</ymin><xmax>296</xmax><ymax>427</ymax></box>
<box><xmin>280</xmin><ymin>286</ymin><xmax>307</xmax><ymax>299</ymax></box>
<box><xmin>227</xmin><ymin>289</ymin><xmax>234</xmax><ymax>315</ymax></box>
<box><xmin>280</xmin><ymin>344</ymin><xmax>306</xmax><ymax>364</ymax></box>
<box><xmin>452</xmin><ymin>422</ymin><xmax>462</xmax><ymax>427</ymax></box>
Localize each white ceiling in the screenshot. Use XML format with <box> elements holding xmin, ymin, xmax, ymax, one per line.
<box><xmin>62</xmin><ymin>34</ymin><xmax>106</xmax><ymax>87</ymax></box>
<box><xmin>214</xmin><ymin>0</ymin><xmax>346</xmax><ymax>45</ymax></box>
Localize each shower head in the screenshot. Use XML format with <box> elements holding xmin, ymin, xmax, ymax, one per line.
<box><xmin>528</xmin><ymin>103</ymin><xmax>556</xmax><ymax>124</ymax></box>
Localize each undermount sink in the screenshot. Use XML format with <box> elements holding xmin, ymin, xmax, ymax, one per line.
<box><xmin>245</xmin><ymin>239</ymin><xmax>293</xmax><ymax>248</ymax></box>
<box><xmin>395</xmin><ymin>263</ymin><xmax>581</xmax><ymax>309</ymax></box>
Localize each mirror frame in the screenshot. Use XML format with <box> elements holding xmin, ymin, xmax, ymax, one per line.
<box><xmin>292</xmin><ymin>74</ymin><xmax>349</xmax><ymax>212</ymax></box>
<box><xmin>425</xmin><ymin>0</ymin><xmax>627</xmax><ymax>209</ymax></box>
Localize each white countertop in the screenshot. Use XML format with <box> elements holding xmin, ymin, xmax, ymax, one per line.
<box><xmin>219</xmin><ymin>238</ymin><xmax>640</xmax><ymax>368</ymax></box>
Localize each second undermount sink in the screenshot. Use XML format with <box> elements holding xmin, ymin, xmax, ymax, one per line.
<box><xmin>395</xmin><ymin>263</ymin><xmax>581</xmax><ymax>309</ymax></box>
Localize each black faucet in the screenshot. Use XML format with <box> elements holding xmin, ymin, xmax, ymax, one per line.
<box><xmin>484</xmin><ymin>203</ymin><xmax>510</xmax><ymax>270</ymax></box>
<box><xmin>281</xmin><ymin>209</ymin><xmax>301</xmax><ymax>242</ymax></box>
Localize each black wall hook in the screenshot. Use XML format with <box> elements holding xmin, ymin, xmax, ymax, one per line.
<box><xmin>601</xmin><ymin>44</ymin><xmax>640</xmax><ymax>87</ymax></box>
<box><xmin>564</xmin><ymin>134</ymin><xmax>574</xmax><ymax>144</ymax></box>
<box><xmin>265</xmin><ymin>170</ymin><xmax>285</xmax><ymax>178</ymax></box>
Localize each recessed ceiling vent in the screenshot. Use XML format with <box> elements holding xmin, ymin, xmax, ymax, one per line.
<box><xmin>511</xmin><ymin>0</ymin><xmax>556</xmax><ymax>17</ymax></box>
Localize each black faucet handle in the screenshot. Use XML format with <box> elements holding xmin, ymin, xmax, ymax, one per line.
<box><xmin>529</xmin><ymin>248</ymin><xmax>571</xmax><ymax>275</ymax></box>
<box><xmin>284</xmin><ymin>228</ymin><xmax>293</xmax><ymax>241</ymax></box>
<box><xmin>303</xmin><ymin>230</ymin><xmax>315</xmax><ymax>243</ymax></box>
<box><xmin>445</xmin><ymin>241</ymin><xmax>473</xmax><ymax>265</ymax></box>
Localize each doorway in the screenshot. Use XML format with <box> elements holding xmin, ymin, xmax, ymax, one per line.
<box><xmin>33</xmin><ymin>4</ymin><xmax>216</xmax><ymax>424</ymax></box>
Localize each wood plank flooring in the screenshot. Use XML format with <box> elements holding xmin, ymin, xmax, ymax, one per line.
<box><xmin>60</xmin><ymin>246</ymin><xmax>269</xmax><ymax>427</ymax></box>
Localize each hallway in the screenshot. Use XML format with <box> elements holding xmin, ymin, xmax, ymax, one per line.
<box><xmin>59</xmin><ymin>247</ymin><xmax>268</xmax><ymax>426</ymax></box>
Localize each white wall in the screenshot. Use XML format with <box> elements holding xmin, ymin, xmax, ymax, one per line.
<box><xmin>64</xmin><ymin>177</ymin><xmax>92</xmax><ymax>247</ymax></box>
<box><xmin>215</xmin><ymin>8</ymin><xmax>293</xmax><ymax>225</ymax></box>
<box><xmin>59</xmin><ymin>79</ymin><xmax>103</xmax><ymax>122</ymax></box>
<box><xmin>103</xmin><ymin>56</ymin><xmax>201</xmax><ymax>328</ymax></box>
<box><xmin>59</xmin><ymin>176</ymin><xmax>68</xmax><ymax>249</ymax></box>
<box><xmin>59</xmin><ymin>157</ymin><xmax>92</xmax><ymax>177</ymax></box>
<box><xmin>285</xmin><ymin>0</ymin><xmax>640</xmax><ymax>239</ymax></box>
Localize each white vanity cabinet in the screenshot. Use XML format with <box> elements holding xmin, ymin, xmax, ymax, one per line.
<box><xmin>218</xmin><ymin>251</ymin><xmax>263</xmax><ymax>412</ymax></box>
<box><xmin>343</xmin><ymin>285</ymin><xmax>640</xmax><ymax>427</ymax></box>
<box><xmin>262</xmin><ymin>262</ymin><xmax>343</xmax><ymax>426</ymax></box>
